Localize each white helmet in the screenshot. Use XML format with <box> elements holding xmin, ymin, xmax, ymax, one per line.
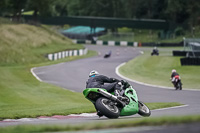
<box><xmin>89</xmin><ymin>70</ymin><xmax>99</xmax><ymax>77</ymax></box>
<box><xmin>172</xmin><ymin>69</ymin><xmax>176</xmax><ymax>73</ymax></box>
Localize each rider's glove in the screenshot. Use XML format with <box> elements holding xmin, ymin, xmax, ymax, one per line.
<box><xmin>112</xmin><ymin>78</ymin><xmax>120</xmax><ymax>82</ymax></box>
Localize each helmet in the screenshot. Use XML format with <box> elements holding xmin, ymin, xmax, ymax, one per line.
<box><xmin>89</xmin><ymin>70</ymin><xmax>99</xmax><ymax>77</ymax></box>
<box><xmin>172</xmin><ymin>69</ymin><xmax>176</xmax><ymax>73</ymax></box>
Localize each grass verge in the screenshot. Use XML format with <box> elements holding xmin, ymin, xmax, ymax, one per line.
<box><xmin>119</xmin><ymin>48</ymin><xmax>200</xmax><ymax>89</ymax></box>
<box><xmin>0</xmin><ymin>50</ymin><xmax>97</xmax><ymax>120</ymax></box>
<box><xmin>0</xmin><ymin>21</ymin><xmax>97</xmax><ymax>120</ymax></box>
<box><xmin>1</xmin><ymin>115</ymin><xmax>200</xmax><ymax>133</ymax></box>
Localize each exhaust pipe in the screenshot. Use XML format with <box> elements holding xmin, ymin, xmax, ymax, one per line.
<box><xmin>98</xmin><ymin>89</ymin><xmax>118</xmax><ymax>101</ymax></box>
<box><xmin>98</xmin><ymin>89</ymin><xmax>125</xmax><ymax>107</ymax></box>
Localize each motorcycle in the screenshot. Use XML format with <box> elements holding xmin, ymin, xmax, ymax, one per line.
<box><xmin>104</xmin><ymin>51</ymin><xmax>112</xmax><ymax>58</ymax></box>
<box><xmin>151</xmin><ymin>49</ymin><xmax>159</xmax><ymax>56</ymax></box>
<box><xmin>83</xmin><ymin>81</ymin><xmax>151</xmax><ymax>119</ymax></box>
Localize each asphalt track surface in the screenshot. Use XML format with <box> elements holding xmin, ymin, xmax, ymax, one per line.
<box><xmin>1</xmin><ymin>45</ymin><xmax>200</xmax><ymax>132</ymax></box>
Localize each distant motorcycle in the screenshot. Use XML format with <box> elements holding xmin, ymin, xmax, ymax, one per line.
<box><xmin>104</xmin><ymin>51</ymin><xmax>112</xmax><ymax>58</ymax></box>
<box><xmin>151</xmin><ymin>47</ymin><xmax>159</xmax><ymax>56</ymax></box>
<box><xmin>83</xmin><ymin>81</ymin><xmax>151</xmax><ymax>119</ymax></box>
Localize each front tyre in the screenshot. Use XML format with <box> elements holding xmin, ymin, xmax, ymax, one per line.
<box><xmin>138</xmin><ymin>101</ymin><xmax>151</xmax><ymax>117</ymax></box>
<box><xmin>95</xmin><ymin>97</ymin><xmax>120</xmax><ymax>119</ymax></box>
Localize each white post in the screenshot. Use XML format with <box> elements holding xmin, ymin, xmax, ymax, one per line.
<box><xmin>108</xmin><ymin>41</ymin><xmax>115</xmax><ymax>46</ymax></box>
<box><xmin>48</xmin><ymin>54</ymin><xmax>53</xmax><ymax>60</ymax></box>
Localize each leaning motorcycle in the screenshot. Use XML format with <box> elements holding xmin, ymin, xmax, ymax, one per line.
<box><xmin>83</xmin><ymin>81</ymin><xmax>151</xmax><ymax>119</ymax></box>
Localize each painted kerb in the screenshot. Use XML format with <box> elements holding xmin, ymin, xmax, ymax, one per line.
<box><xmin>73</xmin><ymin>40</ymin><xmax>138</xmax><ymax>47</ymax></box>
<box><xmin>72</xmin><ymin>40</ymin><xmax>183</xmax><ymax>47</ymax></box>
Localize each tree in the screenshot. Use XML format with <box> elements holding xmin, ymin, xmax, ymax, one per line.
<box><xmin>26</xmin><ymin>0</ymin><xmax>55</xmax><ymax>19</ymax></box>
<box><xmin>186</xmin><ymin>0</ymin><xmax>200</xmax><ymax>36</ymax></box>
<box><xmin>0</xmin><ymin>0</ymin><xmax>8</xmax><ymax>16</ymax></box>
<box><xmin>5</xmin><ymin>0</ymin><xmax>27</xmax><ymax>21</ymax></box>
<box><xmin>54</xmin><ymin>0</ymin><xmax>69</xmax><ymax>16</ymax></box>
<box><xmin>165</xmin><ymin>0</ymin><xmax>189</xmax><ymax>24</ymax></box>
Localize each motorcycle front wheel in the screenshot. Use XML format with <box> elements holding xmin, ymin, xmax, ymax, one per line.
<box><xmin>138</xmin><ymin>101</ymin><xmax>151</xmax><ymax>117</ymax></box>
<box><xmin>95</xmin><ymin>97</ymin><xmax>120</xmax><ymax>119</ymax></box>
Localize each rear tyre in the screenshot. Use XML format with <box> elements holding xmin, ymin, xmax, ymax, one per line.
<box><xmin>138</xmin><ymin>101</ymin><xmax>151</xmax><ymax>117</ymax></box>
<box><xmin>178</xmin><ymin>82</ymin><xmax>182</xmax><ymax>90</ymax></box>
<box><xmin>176</xmin><ymin>82</ymin><xmax>182</xmax><ymax>90</ymax></box>
<box><xmin>95</xmin><ymin>97</ymin><xmax>120</xmax><ymax>119</ymax></box>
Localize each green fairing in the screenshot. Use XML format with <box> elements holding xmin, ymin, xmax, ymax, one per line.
<box><xmin>83</xmin><ymin>88</ymin><xmax>98</xmax><ymax>96</ymax></box>
<box><xmin>120</xmin><ymin>86</ymin><xmax>139</xmax><ymax>116</ymax></box>
<box><xmin>83</xmin><ymin>88</ymin><xmax>106</xmax><ymax>103</ymax></box>
<box><xmin>83</xmin><ymin>87</ymin><xmax>139</xmax><ymax>116</ymax></box>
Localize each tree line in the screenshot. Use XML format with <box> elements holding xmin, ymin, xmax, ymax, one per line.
<box><xmin>0</xmin><ymin>0</ymin><xmax>200</xmax><ymax>30</ymax></box>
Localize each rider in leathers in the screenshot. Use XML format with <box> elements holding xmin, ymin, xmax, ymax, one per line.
<box><xmin>86</xmin><ymin>71</ymin><xmax>122</xmax><ymax>93</ymax></box>
<box><xmin>171</xmin><ymin>69</ymin><xmax>181</xmax><ymax>88</ymax></box>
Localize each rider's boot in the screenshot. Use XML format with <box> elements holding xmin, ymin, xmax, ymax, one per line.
<box><xmin>97</xmin><ymin>111</ymin><xmax>103</xmax><ymax>118</ymax></box>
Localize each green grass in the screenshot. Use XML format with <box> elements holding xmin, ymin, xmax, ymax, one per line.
<box><xmin>1</xmin><ymin>115</ymin><xmax>200</xmax><ymax>133</ymax></box>
<box><xmin>119</xmin><ymin>48</ymin><xmax>200</xmax><ymax>89</ymax></box>
<box><xmin>0</xmin><ymin>21</ymin><xmax>98</xmax><ymax>120</ymax></box>
<box><xmin>22</xmin><ymin>11</ymin><xmax>34</xmax><ymax>15</ymax></box>
<box><xmin>0</xmin><ymin>23</ymin><xmax>82</xmax><ymax>65</ymax></box>
<box><xmin>0</xmin><ymin>17</ymin><xmax>15</xmax><ymax>24</ymax></box>
<box><xmin>145</xmin><ymin>102</ymin><xmax>183</xmax><ymax>110</ymax></box>
<box><xmin>0</xmin><ymin>51</ymin><xmax>98</xmax><ymax>120</ymax></box>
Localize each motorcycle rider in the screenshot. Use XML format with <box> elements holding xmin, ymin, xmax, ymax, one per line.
<box><xmin>86</xmin><ymin>70</ymin><xmax>129</xmax><ymax>117</ymax></box>
<box><xmin>171</xmin><ymin>69</ymin><xmax>181</xmax><ymax>89</ymax></box>
<box><xmin>151</xmin><ymin>47</ymin><xmax>159</xmax><ymax>56</ymax></box>
<box><xmin>86</xmin><ymin>70</ymin><xmax>125</xmax><ymax>96</ymax></box>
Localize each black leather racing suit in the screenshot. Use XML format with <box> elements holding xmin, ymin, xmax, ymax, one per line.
<box><xmin>86</xmin><ymin>75</ymin><xmax>121</xmax><ymax>92</ymax></box>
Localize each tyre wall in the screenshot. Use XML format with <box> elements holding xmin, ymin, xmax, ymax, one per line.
<box><xmin>180</xmin><ymin>57</ymin><xmax>200</xmax><ymax>65</ymax></box>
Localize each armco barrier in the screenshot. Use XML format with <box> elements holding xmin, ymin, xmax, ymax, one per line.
<box><xmin>73</xmin><ymin>40</ymin><xmax>183</xmax><ymax>47</ymax></box>
<box><xmin>173</xmin><ymin>51</ymin><xmax>188</xmax><ymax>56</ymax></box>
<box><xmin>173</xmin><ymin>51</ymin><xmax>200</xmax><ymax>57</ymax></box>
<box><xmin>141</xmin><ymin>42</ymin><xmax>183</xmax><ymax>47</ymax></box>
<box><xmin>181</xmin><ymin>57</ymin><xmax>200</xmax><ymax>65</ymax></box>
<box><xmin>47</xmin><ymin>48</ymin><xmax>88</xmax><ymax>61</ymax></box>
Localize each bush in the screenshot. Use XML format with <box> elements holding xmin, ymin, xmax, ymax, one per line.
<box><xmin>175</xmin><ymin>27</ymin><xmax>185</xmax><ymax>36</ymax></box>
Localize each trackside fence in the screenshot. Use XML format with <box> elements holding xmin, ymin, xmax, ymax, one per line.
<box><xmin>47</xmin><ymin>48</ymin><xmax>88</xmax><ymax>61</ymax></box>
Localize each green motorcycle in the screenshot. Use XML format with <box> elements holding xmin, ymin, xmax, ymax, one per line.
<box><xmin>83</xmin><ymin>81</ymin><xmax>151</xmax><ymax>119</ymax></box>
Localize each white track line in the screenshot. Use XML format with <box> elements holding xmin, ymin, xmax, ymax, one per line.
<box><xmin>30</xmin><ymin>67</ymin><xmax>42</xmax><ymax>82</ymax></box>
<box><xmin>152</xmin><ymin>105</ymin><xmax>189</xmax><ymax>111</ymax></box>
<box><xmin>115</xmin><ymin>62</ymin><xmax>200</xmax><ymax>91</ymax></box>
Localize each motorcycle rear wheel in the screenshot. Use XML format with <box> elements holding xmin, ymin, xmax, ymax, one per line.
<box><xmin>175</xmin><ymin>82</ymin><xmax>182</xmax><ymax>90</ymax></box>
<box><xmin>96</xmin><ymin>97</ymin><xmax>120</xmax><ymax>119</ymax></box>
<box><xmin>138</xmin><ymin>101</ymin><xmax>151</xmax><ymax>117</ymax></box>
<box><xmin>178</xmin><ymin>82</ymin><xmax>182</xmax><ymax>90</ymax></box>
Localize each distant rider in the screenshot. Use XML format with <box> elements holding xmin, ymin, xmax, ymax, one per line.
<box><xmin>151</xmin><ymin>47</ymin><xmax>159</xmax><ymax>56</ymax></box>
<box><xmin>171</xmin><ymin>69</ymin><xmax>181</xmax><ymax>88</ymax></box>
